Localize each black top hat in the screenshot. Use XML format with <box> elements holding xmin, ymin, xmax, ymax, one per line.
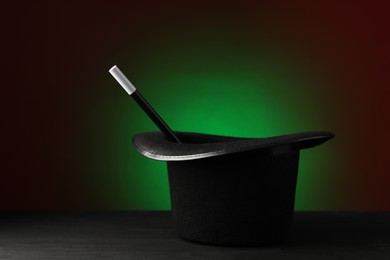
<box><xmin>132</xmin><ymin>131</ymin><xmax>334</xmax><ymax>246</ymax></box>
<box><xmin>109</xmin><ymin>65</ymin><xmax>335</xmax><ymax>246</ymax></box>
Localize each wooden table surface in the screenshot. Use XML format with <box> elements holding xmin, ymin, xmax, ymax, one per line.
<box><xmin>0</xmin><ymin>211</ymin><xmax>389</xmax><ymax>259</ymax></box>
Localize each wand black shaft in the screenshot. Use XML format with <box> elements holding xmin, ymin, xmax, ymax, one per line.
<box><xmin>131</xmin><ymin>90</ymin><xmax>182</xmax><ymax>144</ymax></box>
<box><xmin>109</xmin><ymin>65</ymin><xmax>182</xmax><ymax>144</ymax></box>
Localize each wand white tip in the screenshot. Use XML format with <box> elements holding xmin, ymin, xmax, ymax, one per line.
<box><xmin>109</xmin><ymin>65</ymin><xmax>137</xmax><ymax>95</ymax></box>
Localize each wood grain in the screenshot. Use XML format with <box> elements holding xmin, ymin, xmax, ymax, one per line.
<box><xmin>0</xmin><ymin>212</ymin><xmax>389</xmax><ymax>259</ymax></box>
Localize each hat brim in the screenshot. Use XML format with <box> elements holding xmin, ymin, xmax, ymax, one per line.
<box><xmin>132</xmin><ymin>131</ymin><xmax>334</xmax><ymax>161</ymax></box>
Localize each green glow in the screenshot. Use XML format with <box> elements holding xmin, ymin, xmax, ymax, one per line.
<box><xmin>86</xmin><ymin>30</ymin><xmax>336</xmax><ymax>210</ymax></box>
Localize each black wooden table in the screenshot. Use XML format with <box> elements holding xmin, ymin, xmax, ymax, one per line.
<box><xmin>0</xmin><ymin>211</ymin><xmax>389</xmax><ymax>259</ymax></box>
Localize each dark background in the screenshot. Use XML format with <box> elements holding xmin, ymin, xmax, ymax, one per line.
<box><xmin>2</xmin><ymin>0</ymin><xmax>390</xmax><ymax>210</ymax></box>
